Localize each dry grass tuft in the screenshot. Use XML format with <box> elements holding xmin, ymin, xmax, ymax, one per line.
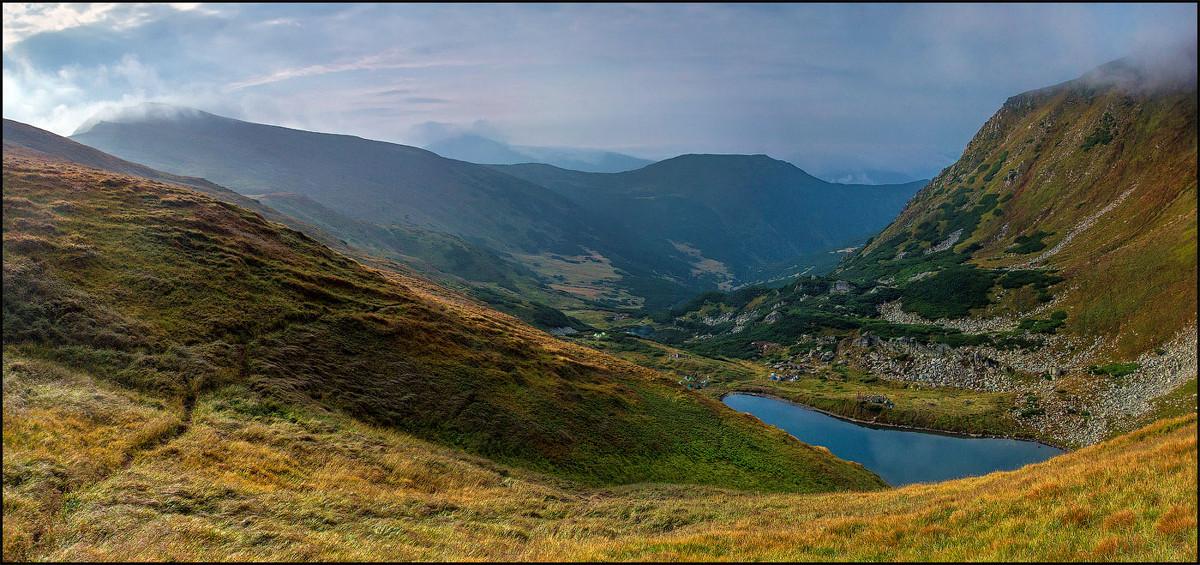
<box><xmin>1156</xmin><ymin>504</ymin><xmax>1197</xmax><ymax>537</ymax></box>
<box><xmin>1061</xmin><ymin>506</ymin><xmax>1094</xmax><ymax>526</ymax></box>
<box><xmin>1103</xmin><ymin>509</ymin><xmax>1136</xmax><ymax>530</ymax></box>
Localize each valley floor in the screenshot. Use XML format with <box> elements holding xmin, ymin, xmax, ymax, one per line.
<box><xmin>4</xmin><ymin>351</ymin><xmax>1196</xmax><ymax>562</ymax></box>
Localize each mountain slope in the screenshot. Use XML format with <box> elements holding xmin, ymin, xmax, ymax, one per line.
<box><xmin>68</xmin><ymin>107</ymin><xmax>921</xmax><ymax>309</ymax></box>
<box><xmin>494</xmin><ymin>155</ymin><xmax>926</xmax><ymax>284</ymax></box>
<box><xmin>615</xmin><ymin>55</ymin><xmax>1196</xmax><ymax>449</ymax></box>
<box><xmin>6</xmin><ymin>118</ymin><xmax>595</xmax><ymax>332</ymax></box>
<box><xmin>840</xmin><ymin>54</ymin><xmax>1198</xmax><ymax>359</ymax></box>
<box><xmin>70</xmin><ymin>106</ymin><xmax>597</xmax><ymax>256</ymax></box>
<box><xmin>2</xmin><ymin>147</ymin><xmax>886</xmax><ymax>495</ymax></box>
<box><xmin>5</xmin><ymin>348</ymin><xmax>1193</xmax><ymax>560</ymax></box>
<box><xmin>67</xmin><ymin>108</ymin><xmax>712</xmax><ymax>309</ymax></box>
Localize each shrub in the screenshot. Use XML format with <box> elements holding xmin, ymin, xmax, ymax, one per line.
<box><xmin>1088</xmin><ymin>362</ymin><xmax>1140</xmax><ymax>377</ymax></box>
<box><xmin>993</xmin><ymin>333</ymin><xmax>1043</xmax><ymax>350</ymax></box>
<box><xmin>1009</xmin><ymin>231</ymin><xmax>1055</xmax><ymax>254</ymax></box>
<box><xmin>1018</xmin><ymin>310</ymin><xmax>1067</xmax><ymax>334</ymax></box>
<box><xmin>530</xmin><ymin>304</ymin><xmax>573</xmax><ymax>329</ymax></box>
<box><xmin>900</xmin><ymin>266</ymin><xmax>997</xmax><ymax>319</ymax></box>
<box><xmin>981</xmin><ymin>151</ymin><xmax>1010</xmax><ymax>183</ymax></box>
<box><xmin>935</xmin><ymin>333</ymin><xmax>993</xmax><ymax>347</ymax></box>
<box><xmin>1080</xmin><ymin>112</ymin><xmax>1116</xmax><ymax>151</ymax></box>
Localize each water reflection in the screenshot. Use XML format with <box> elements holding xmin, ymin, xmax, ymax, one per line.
<box><xmin>723</xmin><ymin>394</ymin><xmax>1065</xmax><ymax>486</ymax></box>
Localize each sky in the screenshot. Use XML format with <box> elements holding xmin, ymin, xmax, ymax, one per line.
<box><xmin>3</xmin><ymin>3</ymin><xmax>1197</xmax><ymax>182</ymax></box>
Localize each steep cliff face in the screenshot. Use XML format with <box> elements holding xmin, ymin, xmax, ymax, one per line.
<box><xmin>845</xmin><ymin>56</ymin><xmax>1197</xmax><ymax>359</ymax></box>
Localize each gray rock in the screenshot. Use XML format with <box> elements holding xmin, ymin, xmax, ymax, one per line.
<box><xmin>854</xmin><ymin>332</ymin><xmax>882</xmax><ymax>348</ymax></box>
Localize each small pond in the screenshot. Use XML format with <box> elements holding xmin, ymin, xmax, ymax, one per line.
<box><xmin>723</xmin><ymin>394</ymin><xmax>1065</xmax><ymax>486</ymax></box>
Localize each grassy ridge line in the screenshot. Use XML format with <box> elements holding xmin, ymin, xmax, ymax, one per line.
<box><xmin>2</xmin><ymin>152</ymin><xmax>886</xmax><ymax>494</ymax></box>
<box><xmin>4</xmin><ymin>351</ymin><xmax>1193</xmax><ymax>561</ymax></box>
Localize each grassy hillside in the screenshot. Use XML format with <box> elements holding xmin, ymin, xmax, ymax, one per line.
<box><xmin>4</xmin><ymin>347</ymin><xmax>1193</xmax><ymax>561</ymax></box>
<box><xmin>245</xmin><ymin>191</ymin><xmax>600</xmax><ymax>326</ymax></box>
<box><xmin>3</xmin><ymin>151</ymin><xmax>888</xmax><ymax>500</ymax></box>
<box><xmin>4</xmin><ymin>119</ymin><xmax>334</xmax><ymax>247</ymax></box>
<box><xmin>5</xmin><ymin>118</ymin><xmax>604</xmax><ymax>333</ymax></box>
<box><xmin>844</xmin><ymin>57</ymin><xmax>1197</xmax><ymax>359</ymax></box>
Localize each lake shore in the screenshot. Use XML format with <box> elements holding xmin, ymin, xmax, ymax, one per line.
<box><xmin>719</xmin><ymin>390</ymin><xmax>1073</xmax><ymax>452</ymax></box>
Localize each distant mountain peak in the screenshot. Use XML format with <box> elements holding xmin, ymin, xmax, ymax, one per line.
<box><xmin>72</xmin><ymin>102</ymin><xmax>211</xmax><ymax>135</ymax></box>
<box><xmin>1020</xmin><ymin>41</ymin><xmax>1198</xmax><ymax>102</ymax></box>
<box><xmin>424</xmin><ymin>133</ymin><xmax>654</xmax><ymax>173</ymax></box>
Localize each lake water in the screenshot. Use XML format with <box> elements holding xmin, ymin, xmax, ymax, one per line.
<box><xmin>723</xmin><ymin>393</ymin><xmax>1065</xmax><ymax>486</ymax></box>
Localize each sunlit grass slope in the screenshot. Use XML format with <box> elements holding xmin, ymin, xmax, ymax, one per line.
<box><xmin>2</xmin><ymin>152</ymin><xmax>885</xmax><ymax>497</ymax></box>
<box><xmin>846</xmin><ymin>58</ymin><xmax>1197</xmax><ymax>358</ymax></box>
<box><xmin>4</xmin><ymin>351</ymin><xmax>1194</xmax><ymax>561</ymax></box>
<box><xmin>5</xmin><ymin>118</ymin><xmax>596</xmax><ymax>335</ymax></box>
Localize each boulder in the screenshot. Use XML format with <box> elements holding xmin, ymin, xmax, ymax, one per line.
<box><xmin>854</xmin><ymin>332</ymin><xmax>882</xmax><ymax>348</ymax></box>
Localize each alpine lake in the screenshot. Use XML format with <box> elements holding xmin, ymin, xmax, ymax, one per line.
<box><xmin>722</xmin><ymin>393</ymin><xmax>1066</xmax><ymax>487</ymax></box>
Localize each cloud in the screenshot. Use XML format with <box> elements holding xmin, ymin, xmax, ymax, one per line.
<box><xmin>373</xmin><ymin>88</ymin><xmax>414</xmax><ymax>97</ymax></box>
<box><xmin>408</xmin><ymin>120</ymin><xmax>507</xmax><ymax>145</ymax></box>
<box><xmin>223</xmin><ymin>54</ymin><xmax>474</xmax><ymax>92</ymax></box>
<box><xmin>1</xmin><ymin>3</ymin><xmax>213</xmax><ymax>48</ymax></box>
<box><xmin>258</xmin><ymin>17</ymin><xmax>300</xmax><ymax>28</ymax></box>
<box><xmin>3</xmin><ymin>3</ymin><xmax>1196</xmax><ymax>172</ymax></box>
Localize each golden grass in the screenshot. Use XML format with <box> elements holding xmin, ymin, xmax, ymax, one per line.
<box><xmin>514</xmin><ymin>250</ymin><xmax>644</xmax><ymax>306</ymax></box>
<box><xmin>6</xmin><ymin>348</ymin><xmax>1195</xmax><ymax>562</ymax></box>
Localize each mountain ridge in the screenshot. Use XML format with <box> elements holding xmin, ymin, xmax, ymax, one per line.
<box><xmin>69</xmin><ymin>106</ymin><xmax>925</xmax><ymax>309</ymax></box>
<box><xmin>494</xmin><ymin>154</ymin><xmax>927</xmax><ymax>283</ymax></box>
<box><xmin>425</xmin><ymin>133</ymin><xmax>654</xmax><ymax>173</ymax></box>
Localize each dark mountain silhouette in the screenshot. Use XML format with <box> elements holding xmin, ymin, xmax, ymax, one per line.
<box><xmin>495</xmin><ymin>155</ymin><xmax>926</xmax><ymax>282</ymax></box>
<box><xmin>71</xmin><ymin>106</ymin><xmax>597</xmax><ymax>256</ymax></box>
<box><xmin>70</xmin><ymin>105</ymin><xmax>923</xmax><ymax>308</ymax></box>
